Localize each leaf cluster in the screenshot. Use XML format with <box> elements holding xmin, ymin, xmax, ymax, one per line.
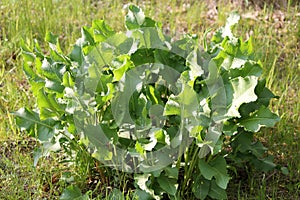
<box><xmin>14</xmin><ymin>5</ymin><xmax>282</xmax><ymax>200</ymax></box>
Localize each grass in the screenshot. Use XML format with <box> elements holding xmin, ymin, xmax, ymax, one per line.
<box><xmin>0</xmin><ymin>0</ymin><xmax>299</xmax><ymax>199</ymax></box>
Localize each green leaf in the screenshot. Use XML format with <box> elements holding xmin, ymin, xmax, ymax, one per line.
<box><xmin>36</xmin><ymin>59</ymin><xmax>66</xmax><ymax>91</ymax></box>
<box><xmin>45</xmin><ymin>32</ymin><xmax>59</xmax><ymax>45</ymax></box>
<box><xmin>255</xmin><ymin>78</ymin><xmax>278</xmax><ymax>106</ymax></box>
<box><xmin>70</xmin><ymin>41</ymin><xmax>84</xmax><ymax>65</ymax></box>
<box><xmin>142</xmin><ymin>17</ymin><xmax>156</xmax><ymax>28</ymax></box>
<box><xmin>85</xmin><ymin>42</ymin><xmax>114</xmax><ymax>67</ymax></box>
<box><xmin>105</xmin><ymin>32</ymin><xmax>135</xmax><ymax>55</ymax></box>
<box><xmin>37</xmin><ymin>89</ymin><xmax>63</xmax><ymax>120</ymax></box>
<box><xmin>154</xmin><ymin>129</ymin><xmax>167</xmax><ymax>144</ymax></box>
<box><xmin>199</xmin><ymin>156</ymin><xmax>230</xmax><ymax>189</ymax></box>
<box><xmin>199</xmin><ymin>126</ymin><xmax>222</xmax><ymax>157</ymax></box>
<box><xmin>33</xmin><ymin>148</ymin><xmax>43</xmax><ymax>167</ymax></box>
<box><xmin>62</xmin><ymin>72</ymin><xmax>75</xmax><ymax>88</ymax></box>
<box><xmin>239</xmin><ymin>106</ymin><xmax>280</xmax><ymax>132</ymax></box>
<box><xmin>223</xmin><ymin>121</ymin><xmax>238</xmax><ymax>136</ymax></box>
<box><xmin>135</xmin><ymin>28</ymin><xmax>166</xmax><ymax>49</ymax></box>
<box><xmin>280</xmin><ymin>167</ymin><xmax>289</xmax><ymax>175</ymax></box>
<box><xmin>164</xmin><ymin>97</ymin><xmax>180</xmax><ymax>116</ymax></box>
<box><xmin>136</xmin><ymin>141</ymin><xmax>145</xmax><ymax>156</ymax></box>
<box><xmin>133</xmin><ymin>189</ymin><xmax>153</xmax><ymax>200</ymax></box>
<box><xmin>125</xmin><ymin>5</ymin><xmax>145</xmax><ymax>30</ymax></box>
<box><xmin>45</xmin><ymin>79</ymin><xmax>65</xmax><ymax>94</ymax></box>
<box><xmin>84</xmin><ymin>125</ymin><xmax>110</xmax><ymax>146</ymax></box>
<box><xmin>92</xmin><ymin>20</ymin><xmax>115</xmax><ymax>42</ymax></box>
<box><xmin>227</xmin><ymin>61</ymin><xmax>262</xmax><ymax>78</ymax></box>
<box><xmin>20</xmin><ymin>40</ymin><xmax>35</xmax><ymax>62</ymax></box>
<box><xmin>60</xmin><ymin>185</ymin><xmax>89</xmax><ymax>200</ymax></box>
<box><xmin>131</xmin><ymin>48</ymin><xmax>155</xmax><ymax>66</ymax></box>
<box><xmin>193</xmin><ymin>177</ymin><xmax>210</xmax><ymax>200</ymax></box>
<box><xmin>199</xmin><ymin>159</ymin><xmax>216</xmax><ymax>180</ymax></box>
<box><xmin>146</xmin><ymin>86</ymin><xmax>160</xmax><ymax>105</ymax></box>
<box><xmin>252</xmin><ymin>155</ymin><xmax>277</xmax><ymax>172</ymax></box>
<box><xmin>231</xmin><ymin>131</ymin><xmax>256</xmax><ymax>153</ymax></box>
<box><xmin>164</xmin><ymin>167</ymin><xmax>178</xmax><ymax>179</ymax></box>
<box><xmin>222</xmin><ymin>11</ymin><xmax>240</xmax><ymax>39</ymax></box>
<box><xmin>227</xmin><ymin>76</ymin><xmax>258</xmax><ymax>118</ymax></box>
<box><xmin>164</xmin><ymin>84</ymin><xmax>199</xmax><ymax>118</ymax></box>
<box><xmin>240</xmin><ymin>36</ymin><xmax>254</xmax><ymax>56</ymax></box>
<box><xmin>154</xmin><ymin>49</ymin><xmax>186</xmax><ymax>74</ymax></box>
<box><xmin>208</xmin><ymin>180</ymin><xmax>227</xmax><ymax>200</ymax></box>
<box><xmin>135</xmin><ymin>174</ymin><xmax>160</xmax><ymax>200</ymax></box>
<box><xmin>23</xmin><ymin>61</ymin><xmax>38</xmax><ymax>80</ymax></box>
<box><xmin>14</xmin><ymin>107</ymin><xmax>38</xmax><ymax>136</ymax></box>
<box><xmin>112</xmin><ymin>55</ymin><xmax>134</xmax><ymax>81</ymax></box>
<box><xmin>108</xmin><ymin>188</ymin><xmax>125</xmax><ymax>200</ymax></box>
<box><xmin>83</xmin><ymin>125</ymin><xmax>115</xmax><ymax>161</ymax></box>
<box><xmin>157</xmin><ymin>175</ymin><xmax>178</xmax><ymax>196</ymax></box>
<box><xmin>186</xmin><ymin>49</ymin><xmax>205</xmax><ymax>79</ymax></box>
<box><xmin>82</xmin><ymin>26</ymin><xmax>95</xmax><ymax>46</ymax></box>
<box><xmin>45</xmin><ymin>32</ymin><xmax>64</xmax><ymax>54</ymax></box>
<box><xmin>171</xmin><ymin>36</ymin><xmax>196</xmax><ymax>58</ymax></box>
<box><xmin>14</xmin><ymin>107</ymin><xmax>57</xmax><ymax>141</ymax></box>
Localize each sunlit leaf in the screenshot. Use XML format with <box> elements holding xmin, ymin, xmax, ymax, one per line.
<box><xmin>125</xmin><ymin>5</ymin><xmax>145</xmax><ymax>30</ymax></box>
<box><xmin>226</xmin><ymin>76</ymin><xmax>258</xmax><ymax>118</ymax></box>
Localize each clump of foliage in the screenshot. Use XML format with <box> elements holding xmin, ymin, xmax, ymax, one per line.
<box><xmin>15</xmin><ymin>5</ymin><xmax>284</xmax><ymax>199</ymax></box>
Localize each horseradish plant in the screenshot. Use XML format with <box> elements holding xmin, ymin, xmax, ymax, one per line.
<box><xmin>15</xmin><ymin>5</ymin><xmax>284</xmax><ymax>199</ymax></box>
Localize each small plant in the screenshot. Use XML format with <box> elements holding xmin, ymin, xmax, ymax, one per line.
<box><xmin>15</xmin><ymin>5</ymin><xmax>284</xmax><ymax>199</ymax></box>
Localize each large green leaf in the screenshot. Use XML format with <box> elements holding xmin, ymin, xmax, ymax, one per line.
<box><xmin>108</xmin><ymin>189</ymin><xmax>125</xmax><ymax>200</ymax></box>
<box><xmin>198</xmin><ymin>126</ymin><xmax>222</xmax><ymax>157</ymax></box>
<box><xmin>171</xmin><ymin>36</ymin><xmax>197</xmax><ymax>58</ymax></box>
<box><xmin>37</xmin><ymin>89</ymin><xmax>64</xmax><ymax>120</ymax></box>
<box><xmin>222</xmin><ymin>11</ymin><xmax>240</xmax><ymax>39</ymax></box>
<box><xmin>208</xmin><ymin>180</ymin><xmax>227</xmax><ymax>200</ymax></box>
<box><xmin>60</xmin><ymin>185</ymin><xmax>89</xmax><ymax>200</ymax></box>
<box><xmin>226</xmin><ymin>76</ymin><xmax>258</xmax><ymax>118</ymax></box>
<box><xmin>125</xmin><ymin>5</ymin><xmax>145</xmax><ymax>30</ymax></box>
<box><xmin>193</xmin><ymin>177</ymin><xmax>210</xmax><ymax>200</ymax></box>
<box><xmin>252</xmin><ymin>155</ymin><xmax>277</xmax><ymax>172</ymax></box>
<box><xmin>83</xmin><ymin>124</ymin><xmax>119</xmax><ymax>162</ymax></box>
<box><xmin>45</xmin><ymin>31</ymin><xmax>63</xmax><ymax>53</ymax></box>
<box><xmin>157</xmin><ymin>175</ymin><xmax>178</xmax><ymax>196</ymax></box>
<box><xmin>230</xmin><ymin>132</ymin><xmax>278</xmax><ymax>172</ymax></box>
<box><xmin>85</xmin><ymin>42</ymin><xmax>114</xmax><ymax>67</ymax></box>
<box><xmin>37</xmin><ymin>58</ymin><xmax>65</xmax><ymax>82</ymax></box>
<box><xmin>133</xmin><ymin>189</ymin><xmax>153</xmax><ymax>200</ymax></box>
<box><xmin>70</xmin><ymin>41</ymin><xmax>84</xmax><ymax>65</ymax></box>
<box><xmin>92</xmin><ymin>20</ymin><xmax>115</xmax><ymax>42</ymax></box>
<box><xmin>239</xmin><ymin>106</ymin><xmax>280</xmax><ymax>132</ymax></box>
<box><xmin>164</xmin><ymin>84</ymin><xmax>199</xmax><ymax>118</ymax></box>
<box><xmin>112</xmin><ymin>55</ymin><xmax>134</xmax><ymax>81</ymax></box>
<box><xmin>255</xmin><ymin>79</ymin><xmax>276</xmax><ymax>107</ymax></box>
<box><xmin>135</xmin><ymin>174</ymin><xmax>160</xmax><ymax>200</ymax></box>
<box><xmin>14</xmin><ymin>107</ymin><xmax>57</xmax><ymax>141</ymax></box>
<box><xmin>164</xmin><ymin>166</ymin><xmax>178</xmax><ymax>179</ymax></box>
<box><xmin>186</xmin><ymin>49</ymin><xmax>205</xmax><ymax>79</ymax></box>
<box><xmin>199</xmin><ymin>156</ymin><xmax>230</xmax><ymax>189</ymax></box>
<box><xmin>226</xmin><ymin>61</ymin><xmax>262</xmax><ymax>78</ymax></box>
<box><xmin>154</xmin><ymin>49</ymin><xmax>186</xmax><ymax>73</ymax></box>
<box><xmin>82</xmin><ymin>26</ymin><xmax>95</xmax><ymax>46</ymax></box>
